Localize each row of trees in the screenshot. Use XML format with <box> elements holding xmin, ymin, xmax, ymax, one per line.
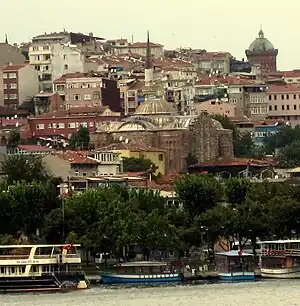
<box><xmin>1</xmin><ymin>154</ymin><xmax>300</xmax><ymax>261</ymax></box>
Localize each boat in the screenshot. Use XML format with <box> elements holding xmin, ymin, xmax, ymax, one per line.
<box><xmin>215</xmin><ymin>250</ymin><xmax>255</xmax><ymax>282</ymax></box>
<box><xmin>0</xmin><ymin>244</ymin><xmax>89</xmax><ymax>293</ymax></box>
<box><xmin>100</xmin><ymin>261</ymin><xmax>183</xmax><ymax>284</ymax></box>
<box><xmin>260</xmin><ymin>239</ymin><xmax>300</xmax><ymax>278</ymax></box>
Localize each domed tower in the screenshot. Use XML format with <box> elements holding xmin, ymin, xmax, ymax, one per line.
<box><xmin>245</xmin><ymin>28</ymin><xmax>278</xmax><ymax>72</ymax></box>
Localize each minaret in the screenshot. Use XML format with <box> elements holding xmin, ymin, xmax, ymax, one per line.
<box><xmin>144</xmin><ymin>30</ymin><xmax>154</xmax><ymax>87</ymax></box>
<box><xmin>5</xmin><ymin>34</ymin><xmax>8</xmax><ymax>44</ymax></box>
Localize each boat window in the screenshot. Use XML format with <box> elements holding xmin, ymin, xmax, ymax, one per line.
<box><xmin>0</xmin><ymin>267</ymin><xmax>4</xmax><ymax>274</ymax></box>
<box><xmin>11</xmin><ymin>267</ymin><xmax>15</xmax><ymax>274</ymax></box>
<box><xmin>31</xmin><ymin>266</ymin><xmax>38</xmax><ymax>273</ymax></box>
<box><xmin>20</xmin><ymin>266</ymin><xmax>25</xmax><ymax>274</ymax></box>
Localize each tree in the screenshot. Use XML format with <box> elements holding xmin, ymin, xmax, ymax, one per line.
<box><xmin>174</xmin><ymin>174</ymin><xmax>223</xmax><ymax>218</ymax></box>
<box><xmin>277</xmin><ymin>140</ymin><xmax>300</xmax><ymax>168</ymax></box>
<box><xmin>69</xmin><ymin>125</ymin><xmax>90</xmax><ymax>150</ymax></box>
<box><xmin>122</xmin><ymin>157</ymin><xmax>158</xmax><ymax>173</ymax></box>
<box><xmin>186</xmin><ymin>152</ymin><xmax>198</xmax><ymax>166</ymax></box>
<box><xmin>7</xmin><ymin>129</ymin><xmax>20</xmax><ymax>146</ymax></box>
<box><xmin>0</xmin><ymin>154</ymin><xmax>49</xmax><ymax>185</ymax></box>
<box><xmin>225</xmin><ymin>178</ymin><xmax>252</xmax><ymax>205</ymax></box>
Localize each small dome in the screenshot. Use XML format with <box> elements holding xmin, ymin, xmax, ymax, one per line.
<box><xmin>248</xmin><ymin>29</ymin><xmax>274</xmax><ymax>52</ymax></box>
<box><xmin>135</xmin><ymin>98</ymin><xmax>176</xmax><ymax>115</ymax></box>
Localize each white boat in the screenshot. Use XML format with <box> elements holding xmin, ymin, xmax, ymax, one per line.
<box><xmin>260</xmin><ymin>239</ymin><xmax>300</xmax><ymax>279</ymax></box>
<box><xmin>0</xmin><ymin>244</ymin><xmax>89</xmax><ymax>292</ymax></box>
<box><xmin>215</xmin><ymin>250</ymin><xmax>255</xmax><ymax>282</ymax></box>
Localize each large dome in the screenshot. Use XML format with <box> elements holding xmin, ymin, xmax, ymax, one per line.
<box><xmin>248</xmin><ymin>29</ymin><xmax>274</xmax><ymax>52</ymax></box>
<box><xmin>135</xmin><ymin>98</ymin><xmax>176</xmax><ymax>115</ymax></box>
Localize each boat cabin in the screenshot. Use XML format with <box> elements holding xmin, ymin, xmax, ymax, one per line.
<box><xmin>215</xmin><ymin>250</ymin><xmax>254</xmax><ymax>274</ymax></box>
<box><xmin>115</xmin><ymin>261</ymin><xmax>177</xmax><ymax>275</ymax></box>
<box><xmin>260</xmin><ymin>240</ymin><xmax>300</xmax><ymax>270</ymax></box>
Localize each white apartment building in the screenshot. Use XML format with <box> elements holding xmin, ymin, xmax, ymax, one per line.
<box><xmin>29</xmin><ymin>43</ymin><xmax>84</xmax><ymax>92</ymax></box>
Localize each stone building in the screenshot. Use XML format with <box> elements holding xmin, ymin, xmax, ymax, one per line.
<box><xmin>90</xmin><ymin>98</ymin><xmax>233</xmax><ymax>173</ymax></box>
<box><xmin>245</xmin><ymin>29</ymin><xmax>278</xmax><ymax>72</ymax></box>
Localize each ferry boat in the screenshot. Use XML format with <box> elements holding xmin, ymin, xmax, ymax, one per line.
<box><xmin>260</xmin><ymin>239</ymin><xmax>300</xmax><ymax>278</ymax></box>
<box><xmin>215</xmin><ymin>250</ymin><xmax>255</xmax><ymax>282</ymax></box>
<box><xmin>0</xmin><ymin>244</ymin><xmax>89</xmax><ymax>293</ymax></box>
<box><xmin>100</xmin><ymin>261</ymin><xmax>183</xmax><ymax>284</ymax></box>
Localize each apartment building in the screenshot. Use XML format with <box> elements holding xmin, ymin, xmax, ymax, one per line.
<box><xmin>267</xmin><ymin>85</ymin><xmax>300</xmax><ymax>125</ymax></box>
<box><xmin>194</xmin><ymin>75</ymin><xmax>267</xmax><ymax>119</ymax></box>
<box><xmin>106</xmin><ymin>39</ymin><xmax>164</xmax><ymax>58</ymax></box>
<box><xmin>2</xmin><ymin>64</ymin><xmax>39</xmax><ymax>109</ymax></box>
<box><xmin>29</xmin><ymin>43</ymin><xmax>84</xmax><ymax>92</ymax></box>
<box><xmin>194</xmin><ymin>52</ymin><xmax>231</xmax><ymax>74</ymax></box>
<box><xmin>53</xmin><ymin>73</ymin><xmax>121</xmax><ymax>112</ymax></box>
<box><xmin>194</xmin><ymin>99</ymin><xmax>236</xmax><ymax>117</ymax></box>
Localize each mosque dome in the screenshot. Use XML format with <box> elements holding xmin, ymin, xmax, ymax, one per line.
<box><xmin>248</xmin><ymin>29</ymin><xmax>274</xmax><ymax>52</ymax></box>
<box><xmin>135</xmin><ymin>98</ymin><xmax>176</xmax><ymax>115</ymax></box>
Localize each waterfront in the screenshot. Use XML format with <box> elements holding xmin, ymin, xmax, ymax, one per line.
<box><xmin>1</xmin><ymin>280</ymin><xmax>299</xmax><ymax>305</ymax></box>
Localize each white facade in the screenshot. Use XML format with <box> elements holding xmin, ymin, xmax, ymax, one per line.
<box><xmin>18</xmin><ymin>65</ymin><xmax>39</xmax><ymax>104</ymax></box>
<box><xmin>29</xmin><ymin>43</ymin><xmax>84</xmax><ymax>92</ymax></box>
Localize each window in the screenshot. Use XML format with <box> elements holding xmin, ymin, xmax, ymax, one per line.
<box><xmin>75</xmin><ymin>170</ymin><xmax>79</xmax><ymax>176</ymax></box>
<box><xmin>120</xmin><ymin>92</ymin><xmax>125</xmax><ymax>98</ymax></box>
<box><xmin>93</xmin><ymin>91</ymin><xmax>100</xmax><ymax>100</ymax></box>
<box><xmin>63</xmin><ymin>54</ymin><xmax>67</xmax><ymax>60</ymax></box>
<box><xmin>269</xmin><ymin>95</ymin><xmax>272</xmax><ymax>100</ymax></box>
<box><xmin>274</xmin><ymin>95</ymin><xmax>277</xmax><ymax>100</ymax></box>
<box><xmin>73</xmin><ymin>94</ymin><xmax>81</xmax><ymax>100</ymax></box>
<box><xmin>287</xmin><ymin>105</ymin><xmax>290</xmax><ymax>110</ymax></box>
<box><xmin>68</xmin><ymin>122</ymin><xmax>76</xmax><ymax>128</ymax></box>
<box><xmin>9</xmin><ymin>94</ymin><xmax>17</xmax><ymax>99</ymax></box>
<box><xmin>84</xmin><ymin>94</ymin><xmax>92</xmax><ymax>100</ymax></box>
<box><xmin>286</xmin><ymin>94</ymin><xmax>289</xmax><ymax>100</ymax></box>
<box><xmin>294</xmin><ymin>94</ymin><xmax>297</xmax><ymax>99</ymax></box>
<box><xmin>3</xmin><ymin>84</ymin><xmax>7</xmax><ymax>89</ymax></box>
<box><xmin>35</xmin><ymin>65</ymin><xmax>40</xmax><ymax>71</ymax></box>
<box><xmin>64</xmin><ymin>64</ymin><xmax>68</xmax><ymax>69</ymax></box>
<box><xmin>83</xmin><ymin>172</ymin><xmax>87</xmax><ymax>176</ymax></box>
<box><xmin>3</xmin><ymin>73</ymin><xmax>8</xmax><ymax>79</ymax></box>
<box><xmin>294</xmin><ymin>105</ymin><xmax>297</xmax><ymax>110</ymax></box>
<box><xmin>128</xmin><ymin>91</ymin><xmax>136</xmax><ymax>97</ymax></box>
<box><xmin>58</xmin><ymin>123</ymin><xmax>65</xmax><ymax>129</ymax></box>
<box><xmin>82</xmin><ymin>122</ymin><xmax>88</xmax><ymax>127</ymax></box>
<box><xmin>32</xmin><ymin>46</ymin><xmax>38</xmax><ymax>51</ymax></box>
<box><xmin>281</xmin><ymin>95</ymin><xmax>284</xmax><ymax>100</ymax></box>
<box><xmin>3</xmin><ymin>94</ymin><xmax>8</xmax><ymax>100</ymax></box>
<box><xmin>282</xmin><ymin>105</ymin><xmax>285</xmax><ymax>110</ymax></box>
<box><xmin>89</xmin><ymin>122</ymin><xmax>94</xmax><ymax>127</ymax></box>
<box><xmin>45</xmin><ymin>54</ymin><xmax>51</xmax><ymax>60</ymax></box>
<box><xmin>269</xmin><ymin>105</ymin><xmax>272</xmax><ymax>111</ymax></box>
<box><xmin>159</xmin><ymin>154</ymin><xmax>164</xmax><ymax>161</ymax></box>
<box><xmin>274</xmin><ymin>105</ymin><xmax>277</xmax><ymax>111</ymax></box>
<box><xmin>37</xmin><ymin>124</ymin><xmax>45</xmax><ymax>130</ymax></box>
<box><xmin>43</xmin><ymin>45</ymin><xmax>49</xmax><ymax>50</ymax></box>
<box><xmin>9</xmin><ymin>83</ymin><xmax>17</xmax><ymax>89</ymax></box>
<box><xmin>9</xmin><ymin>73</ymin><xmax>16</xmax><ymax>78</ymax></box>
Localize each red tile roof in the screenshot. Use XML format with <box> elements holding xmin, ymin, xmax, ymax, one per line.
<box><xmin>195</xmin><ymin>52</ymin><xmax>232</xmax><ymax>59</ymax></box>
<box><xmin>190</xmin><ymin>158</ymin><xmax>270</xmax><ymax>168</ymax></box>
<box><xmin>130</xmin><ymin>42</ymin><xmax>162</xmax><ymax>48</ymax></box>
<box><xmin>17</xmin><ymin>145</ymin><xmax>52</xmax><ymax>152</ymax></box>
<box><xmin>55</xmin><ymin>150</ymin><xmax>99</xmax><ymax>164</ymax></box>
<box><xmin>267</xmin><ymin>84</ymin><xmax>300</xmax><ymax>93</ymax></box>
<box><xmin>53</xmin><ymin>73</ymin><xmax>86</xmax><ymax>84</ymax></box>
<box><xmin>2</xmin><ymin>64</ymin><xmax>27</xmax><ymax>72</ymax></box>
<box><xmin>195</xmin><ymin>75</ymin><xmax>256</xmax><ymax>86</ymax></box>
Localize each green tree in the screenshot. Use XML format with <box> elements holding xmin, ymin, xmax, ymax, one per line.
<box><xmin>1</xmin><ymin>154</ymin><xmax>49</xmax><ymax>185</ymax></box>
<box><xmin>7</xmin><ymin>129</ymin><xmax>20</xmax><ymax>146</ymax></box>
<box><xmin>186</xmin><ymin>152</ymin><xmax>198</xmax><ymax>166</ymax></box>
<box><xmin>69</xmin><ymin>125</ymin><xmax>90</xmax><ymax>150</ymax></box>
<box><xmin>122</xmin><ymin>157</ymin><xmax>158</xmax><ymax>173</ymax></box>
<box><xmin>174</xmin><ymin>174</ymin><xmax>223</xmax><ymax>218</ymax></box>
<box><xmin>277</xmin><ymin>140</ymin><xmax>300</xmax><ymax>168</ymax></box>
<box><xmin>225</xmin><ymin>178</ymin><xmax>252</xmax><ymax>205</ymax></box>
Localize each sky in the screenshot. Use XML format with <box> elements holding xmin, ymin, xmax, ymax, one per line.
<box><xmin>0</xmin><ymin>0</ymin><xmax>298</xmax><ymax>70</ymax></box>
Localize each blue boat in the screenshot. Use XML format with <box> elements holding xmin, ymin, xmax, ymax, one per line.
<box><xmin>100</xmin><ymin>261</ymin><xmax>183</xmax><ymax>284</ymax></box>
<box><xmin>215</xmin><ymin>250</ymin><xmax>255</xmax><ymax>282</ymax></box>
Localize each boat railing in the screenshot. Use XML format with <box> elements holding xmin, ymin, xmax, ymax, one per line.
<box><xmin>0</xmin><ymin>255</ymin><xmax>29</xmax><ymax>260</ymax></box>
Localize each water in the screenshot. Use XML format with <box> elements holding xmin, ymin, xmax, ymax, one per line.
<box><xmin>1</xmin><ymin>281</ymin><xmax>299</xmax><ymax>305</ymax></box>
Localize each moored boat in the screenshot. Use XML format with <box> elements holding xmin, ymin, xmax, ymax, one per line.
<box><xmin>215</xmin><ymin>250</ymin><xmax>255</xmax><ymax>282</ymax></box>
<box><xmin>260</xmin><ymin>239</ymin><xmax>300</xmax><ymax>278</ymax></box>
<box><xmin>0</xmin><ymin>244</ymin><xmax>89</xmax><ymax>293</ymax></box>
<box><xmin>100</xmin><ymin>261</ymin><xmax>183</xmax><ymax>284</ymax></box>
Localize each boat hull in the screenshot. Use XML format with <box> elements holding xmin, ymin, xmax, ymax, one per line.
<box><xmin>0</xmin><ymin>273</ymin><xmax>89</xmax><ymax>293</ymax></box>
<box><xmin>261</xmin><ymin>267</ymin><xmax>300</xmax><ymax>279</ymax></box>
<box><xmin>100</xmin><ymin>273</ymin><xmax>183</xmax><ymax>284</ymax></box>
<box><xmin>219</xmin><ymin>272</ymin><xmax>255</xmax><ymax>282</ymax></box>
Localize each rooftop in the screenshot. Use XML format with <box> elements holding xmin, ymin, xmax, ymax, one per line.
<box><xmin>55</xmin><ymin>150</ymin><xmax>99</xmax><ymax>164</ymax></box>
<box><xmin>194</xmin><ymin>75</ymin><xmax>256</xmax><ymax>86</ymax></box>
<box><xmin>17</xmin><ymin>145</ymin><xmax>52</xmax><ymax>152</ymax></box>
<box><xmin>99</xmin><ymin>142</ymin><xmax>166</xmax><ymax>152</ymax></box>
<box><xmin>267</xmin><ymin>84</ymin><xmax>300</xmax><ymax>93</ymax></box>
<box><xmin>190</xmin><ymin>158</ymin><xmax>270</xmax><ymax>168</ymax></box>
<box><xmin>2</xmin><ymin>64</ymin><xmax>27</xmax><ymax>72</ymax></box>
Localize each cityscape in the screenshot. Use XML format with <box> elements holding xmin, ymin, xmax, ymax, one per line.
<box><xmin>1</xmin><ymin>23</ymin><xmax>300</xmax><ymax>302</ymax></box>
